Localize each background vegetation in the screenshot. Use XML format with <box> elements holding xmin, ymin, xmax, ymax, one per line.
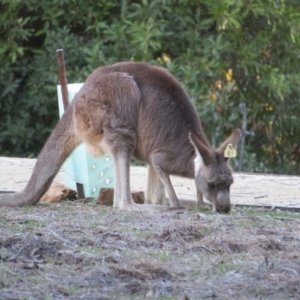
<box><xmin>0</xmin><ymin>0</ymin><xmax>299</xmax><ymax>174</ymax></box>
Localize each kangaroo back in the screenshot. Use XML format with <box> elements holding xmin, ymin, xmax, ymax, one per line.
<box><xmin>94</xmin><ymin>62</ymin><xmax>210</xmax><ymax>177</ymax></box>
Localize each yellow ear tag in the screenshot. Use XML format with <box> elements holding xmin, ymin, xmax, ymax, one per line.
<box><xmin>224</xmin><ymin>143</ymin><xmax>237</xmax><ymax>158</ymax></box>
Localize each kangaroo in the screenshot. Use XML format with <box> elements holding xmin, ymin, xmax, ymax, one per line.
<box><xmin>0</xmin><ymin>62</ymin><xmax>240</xmax><ymax>212</ymax></box>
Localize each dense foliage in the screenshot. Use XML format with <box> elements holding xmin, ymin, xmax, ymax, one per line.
<box><xmin>0</xmin><ymin>0</ymin><xmax>299</xmax><ymax>174</ymax></box>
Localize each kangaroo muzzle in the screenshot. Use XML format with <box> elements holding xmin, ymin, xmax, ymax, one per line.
<box><xmin>215</xmin><ymin>189</ymin><xmax>230</xmax><ymax>213</ymax></box>
<box><xmin>203</xmin><ymin>189</ymin><xmax>230</xmax><ymax>213</ymax></box>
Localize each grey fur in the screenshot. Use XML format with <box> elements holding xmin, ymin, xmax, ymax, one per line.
<box><xmin>0</xmin><ymin>62</ymin><xmax>240</xmax><ymax>212</ymax></box>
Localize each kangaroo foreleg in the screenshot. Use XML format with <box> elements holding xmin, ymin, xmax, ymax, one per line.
<box><xmin>149</xmin><ymin>158</ymin><xmax>181</xmax><ymax>208</ymax></box>
<box><xmin>178</xmin><ymin>188</ymin><xmax>205</xmax><ymax>209</ymax></box>
<box><xmin>0</xmin><ymin>107</ymin><xmax>81</xmax><ymax>207</ymax></box>
<box><xmin>196</xmin><ymin>188</ymin><xmax>206</xmax><ymax>208</ymax></box>
<box><xmin>146</xmin><ymin>164</ymin><xmax>168</xmax><ymax>206</ymax></box>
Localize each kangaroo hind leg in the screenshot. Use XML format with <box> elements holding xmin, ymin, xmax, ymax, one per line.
<box><xmin>111</xmin><ymin>146</ymin><xmax>134</xmax><ymax>209</ymax></box>
<box><xmin>73</xmin><ymin>71</ymin><xmax>139</xmax><ymax>206</ymax></box>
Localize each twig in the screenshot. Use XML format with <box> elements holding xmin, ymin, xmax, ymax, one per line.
<box><xmin>49</xmin><ymin>230</ymin><xmax>77</xmax><ymax>246</ymax></box>
<box><xmin>0</xmin><ymin>265</ymin><xmax>17</xmax><ymax>276</ymax></box>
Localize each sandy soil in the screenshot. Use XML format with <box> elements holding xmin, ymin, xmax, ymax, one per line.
<box><xmin>0</xmin><ymin>157</ymin><xmax>299</xmax><ymax>208</ymax></box>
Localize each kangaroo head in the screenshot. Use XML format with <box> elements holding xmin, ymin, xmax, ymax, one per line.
<box><xmin>189</xmin><ymin>129</ymin><xmax>241</xmax><ymax>213</ymax></box>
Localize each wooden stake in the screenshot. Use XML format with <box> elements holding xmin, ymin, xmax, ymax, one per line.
<box><xmin>56</xmin><ymin>49</ymin><xmax>85</xmax><ymax>199</ymax></box>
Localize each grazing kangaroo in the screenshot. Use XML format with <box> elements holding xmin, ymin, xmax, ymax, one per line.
<box><xmin>0</xmin><ymin>62</ymin><xmax>240</xmax><ymax>212</ymax></box>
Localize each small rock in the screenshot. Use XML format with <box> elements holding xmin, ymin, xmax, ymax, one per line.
<box><xmin>97</xmin><ymin>188</ymin><xmax>145</xmax><ymax>205</ymax></box>
<box><xmin>97</xmin><ymin>188</ymin><xmax>114</xmax><ymax>205</ymax></box>
<box><xmin>131</xmin><ymin>191</ymin><xmax>145</xmax><ymax>204</ymax></box>
<box><xmin>41</xmin><ymin>181</ymin><xmax>76</xmax><ymax>203</ymax></box>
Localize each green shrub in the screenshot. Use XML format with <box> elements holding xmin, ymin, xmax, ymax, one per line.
<box><xmin>1</xmin><ymin>0</ymin><xmax>299</xmax><ymax>174</ymax></box>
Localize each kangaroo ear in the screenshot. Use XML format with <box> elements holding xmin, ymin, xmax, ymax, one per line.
<box><xmin>218</xmin><ymin>128</ymin><xmax>241</xmax><ymax>158</ymax></box>
<box><xmin>189</xmin><ymin>132</ymin><xmax>213</xmax><ymax>166</ymax></box>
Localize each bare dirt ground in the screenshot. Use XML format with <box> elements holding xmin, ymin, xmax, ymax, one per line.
<box><xmin>1</xmin><ymin>157</ymin><xmax>299</xmax><ymax>208</ymax></box>
<box><xmin>1</xmin><ymin>157</ymin><xmax>300</xmax><ymax>299</ymax></box>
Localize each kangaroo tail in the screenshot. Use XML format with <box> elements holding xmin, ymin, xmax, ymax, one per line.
<box><xmin>0</xmin><ymin>105</ymin><xmax>81</xmax><ymax>207</ymax></box>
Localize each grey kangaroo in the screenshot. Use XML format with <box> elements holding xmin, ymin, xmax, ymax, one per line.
<box><xmin>0</xmin><ymin>62</ymin><xmax>241</xmax><ymax>212</ymax></box>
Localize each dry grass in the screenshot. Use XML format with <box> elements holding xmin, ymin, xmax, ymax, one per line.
<box><xmin>1</xmin><ymin>202</ymin><xmax>300</xmax><ymax>299</ymax></box>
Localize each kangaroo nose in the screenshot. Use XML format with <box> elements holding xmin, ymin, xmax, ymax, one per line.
<box><xmin>216</xmin><ymin>202</ymin><xmax>231</xmax><ymax>213</ymax></box>
<box><xmin>216</xmin><ymin>190</ymin><xmax>231</xmax><ymax>213</ymax></box>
